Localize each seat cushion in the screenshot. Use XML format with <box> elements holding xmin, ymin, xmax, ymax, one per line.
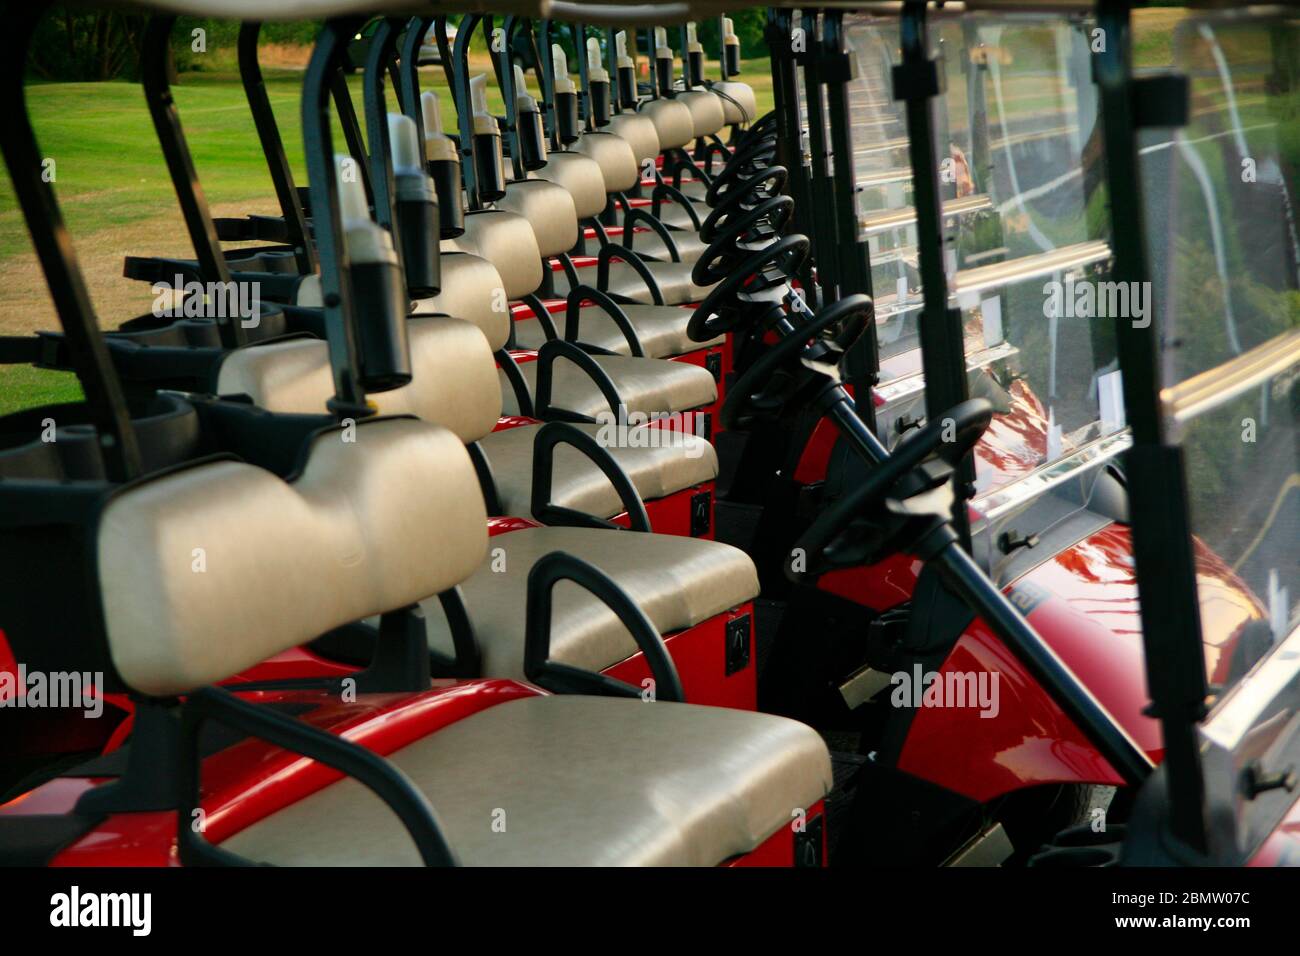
<box><xmin>497</xmin><ymin>180</ymin><xmax>580</xmax><ymax>258</ymax></box>
<box><xmin>423</xmin><ymin>526</ymin><xmax>759</xmax><ymax>677</ymax></box>
<box><xmin>607</xmin><ymin>112</ymin><xmax>661</xmax><ymax>166</ymax></box>
<box><xmin>679</xmin><ymin>90</ymin><xmax>727</xmax><ymax>139</ymax></box>
<box><xmin>412</xmin><ymin>251</ymin><xmax>512</xmax><ymax>351</ymax></box>
<box><xmin>673</xmin><ymin>179</ymin><xmax>710</xmax><ymax>202</ymax></box>
<box><xmin>446</xmin><ymin>210</ymin><xmax>544</xmax><ymax>299</ymax></box>
<box><xmin>500</xmin><ymin>353</ymin><xmax>717</xmax><ymax>419</ymax></box>
<box><xmin>555</xmin><ymin>260</ymin><xmax>713</xmax><ymax>306</ymax></box>
<box><xmin>712</xmin><ymin>81</ymin><xmax>758</xmax><ymax>126</ymax></box>
<box><xmin>477</xmin><ymin>421</ymin><xmax>717</xmax><ymax>520</ymax></box>
<box><xmin>574</xmin><ymin>131</ymin><xmax>640</xmax><ymax>193</ymax></box>
<box><xmin>653</xmin><ymin>202</ymin><xmax>706</xmax><ymax>231</ymax></box>
<box><xmin>512</xmin><ymin>303</ymin><xmax>722</xmax><ymax>358</ymax></box>
<box><xmin>641</xmin><ymin>98</ymin><xmax>696</xmax><ymax>150</ymax></box>
<box><xmin>622</xmin><ymin>225</ymin><xmax>710</xmax><ymax>264</ymax></box>
<box><xmin>534</xmin><ymin>151</ymin><xmax>609</xmax><ymax>220</ymax></box>
<box><xmin>220</xmin><ymin>695</ymin><xmax>833</xmax><ymax>866</ymax></box>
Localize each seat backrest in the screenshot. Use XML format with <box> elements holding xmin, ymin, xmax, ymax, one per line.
<box><xmin>574</xmin><ymin>131</ymin><xmax>640</xmax><ymax>194</ymax></box>
<box><xmin>533</xmin><ymin>151</ymin><xmax>610</xmax><ymax>220</ymax></box>
<box><xmin>497</xmin><ymin>179</ymin><xmax>580</xmax><ymax>258</ymax></box>
<box><xmin>97</xmin><ymin>417</ymin><xmax>487</xmax><ymax>697</ymax></box>
<box><xmin>412</xmin><ymin>251</ymin><xmax>512</xmax><ymax>352</ymax></box>
<box><xmin>711</xmin><ymin>80</ymin><xmax>758</xmax><ymax>126</ymax></box>
<box><xmin>214</xmin><ymin>317</ymin><xmax>504</xmax><ymax>444</ymax></box>
<box><xmin>447</xmin><ymin>209</ymin><xmax>544</xmax><ymax>298</ymax></box>
<box><xmin>640</xmin><ymin>98</ymin><xmax>696</xmax><ymax>151</ymax></box>
<box><xmin>607</xmin><ymin>112</ymin><xmax>661</xmax><ymax>167</ymax></box>
<box><xmin>678</xmin><ymin>90</ymin><xmax>727</xmax><ymax>139</ymax></box>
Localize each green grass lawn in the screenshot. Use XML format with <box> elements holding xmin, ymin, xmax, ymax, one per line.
<box><xmin>0</xmin><ymin>61</ymin><xmax>775</xmax><ymax>416</ymax></box>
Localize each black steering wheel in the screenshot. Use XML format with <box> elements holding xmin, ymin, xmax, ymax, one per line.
<box><xmin>791</xmin><ymin>399</ymin><xmax>994</xmax><ymax>579</ymax></box>
<box><xmin>706</xmin><ymin>136</ymin><xmax>778</xmax><ymax>206</ymax></box>
<box><xmin>720</xmin><ymin>294</ymin><xmax>873</xmax><ymax>430</ymax></box>
<box><xmin>699</xmin><ymin>166</ymin><xmax>789</xmax><ymax>243</ymax></box>
<box><xmin>686</xmin><ymin>234</ymin><xmax>811</xmax><ymax>342</ymax></box>
<box><xmin>692</xmin><ymin>195</ymin><xmax>795</xmax><ymax>286</ymax></box>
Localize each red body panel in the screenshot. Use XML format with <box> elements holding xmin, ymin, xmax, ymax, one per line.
<box><xmin>898</xmin><ymin>525</ymin><xmax>1264</xmax><ymax>802</ymax></box>
<box><xmin>605</xmin><ymin>603</ymin><xmax>756</xmax><ymax>710</ymax></box>
<box><xmin>4</xmin><ymin>677</ymin><xmax>786</xmax><ymax>866</ymax></box>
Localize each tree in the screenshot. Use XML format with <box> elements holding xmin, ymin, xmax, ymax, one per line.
<box><xmin>28</xmin><ymin>10</ymin><xmax>148</xmax><ymax>81</ymax></box>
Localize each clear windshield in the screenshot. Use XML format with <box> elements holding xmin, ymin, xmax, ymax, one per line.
<box><xmin>1140</xmin><ymin>10</ymin><xmax>1300</xmax><ymax>701</ymax></box>
<box><xmin>851</xmin><ymin>13</ymin><xmax>1122</xmax><ymax>501</ymax></box>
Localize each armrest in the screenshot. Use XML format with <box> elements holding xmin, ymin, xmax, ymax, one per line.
<box><xmin>651</xmin><ymin>182</ymin><xmax>703</xmax><ymax>230</ymax></box>
<box><xmin>177</xmin><ymin>685</ymin><xmax>458</xmax><ymax>867</ymax></box>
<box><xmin>697</xmin><ymin>136</ymin><xmax>731</xmax><ymax>176</ymax></box>
<box><xmin>428</xmin><ymin>587</ymin><xmax>483</xmax><ymax>678</ymax></box>
<box><xmin>518</xmin><ymin>293</ymin><xmax>561</xmax><ymax>343</ymax></box>
<box><xmin>531</xmin><ymin>421</ymin><xmax>651</xmax><ymax>532</ymax></box>
<box><xmin>622</xmin><ymin>208</ymin><xmax>682</xmax><ymax>263</ymax></box>
<box><xmin>565</xmin><ymin>285</ymin><xmax>645</xmax><ymax>357</ymax></box>
<box><xmin>523</xmin><ymin>551</ymin><xmax>685</xmax><ymax>702</ymax></box>
<box><xmin>495</xmin><ymin>348</ymin><xmax>536</xmax><ymax>418</ymax></box>
<box><xmin>534</xmin><ymin>339</ymin><xmax>625</xmax><ymax>424</ymax></box>
<box><xmin>596</xmin><ymin>244</ymin><xmax>664</xmax><ymax>306</ymax></box>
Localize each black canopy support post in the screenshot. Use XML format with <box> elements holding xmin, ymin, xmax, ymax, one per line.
<box><xmin>362</xmin><ymin>18</ymin><xmax>403</xmax><ymax>233</ymax></box>
<box><xmin>643</xmin><ymin>28</ymin><xmax>658</xmax><ymax>98</ymax></box>
<box><xmin>239</xmin><ymin>22</ymin><xmax>315</xmax><ymax>275</ymax></box>
<box><xmin>399</xmin><ymin>17</ymin><xmax>429</xmax><ymax>146</ymax></box>
<box><xmin>960</xmin><ymin>19</ymin><xmax>994</xmax><ymax>198</ymax></box>
<box><xmin>679</xmin><ymin>24</ymin><xmax>690</xmax><ymax>90</ymax></box>
<box><xmin>894</xmin><ymin>1</ymin><xmax>972</xmax><ymax>549</ymax></box>
<box><xmin>823</xmin><ymin>12</ymin><xmax>879</xmax><ymax>417</ymax></box>
<box><xmin>303</xmin><ymin>18</ymin><xmax>370</xmax><ymax>417</ymax></box>
<box><xmin>800</xmin><ymin>10</ymin><xmax>839</xmax><ymax>303</ymax></box>
<box><xmin>606</xmin><ymin>27</ymin><xmax>621</xmax><ymax>111</ymax></box>
<box><xmin>768</xmin><ymin>8</ymin><xmax>817</xmax><ymax>305</ymax></box>
<box><xmin>0</xmin><ymin>5</ymin><xmax>142</xmax><ymax>481</ymax></box>
<box><xmin>501</xmin><ymin>16</ymin><xmax>524</xmax><ymax>181</ymax></box>
<box><xmin>330</xmin><ymin>65</ymin><xmax>373</xmax><ymax>208</ymax></box>
<box><xmin>1094</xmin><ymin>0</ymin><xmax>1208</xmax><ymax>856</ymax></box>
<box><xmin>484</xmin><ymin>16</ymin><xmax>506</xmax><ymax>94</ymax></box>
<box><xmin>434</xmin><ymin>14</ymin><xmax>456</xmax><ymax>94</ymax></box>
<box><xmin>452</xmin><ymin>12</ymin><xmax>483</xmax><ymax>208</ymax></box>
<box><xmin>141</xmin><ymin>16</ymin><xmax>246</xmax><ymax>349</ymax></box>
<box><xmin>719</xmin><ymin>15</ymin><xmax>733</xmax><ymax>80</ymax></box>
<box><xmin>538</xmin><ymin>20</ymin><xmax>557</xmax><ymax>146</ymax></box>
<box><xmin>574</xmin><ymin>21</ymin><xmax>592</xmax><ymax>132</ymax></box>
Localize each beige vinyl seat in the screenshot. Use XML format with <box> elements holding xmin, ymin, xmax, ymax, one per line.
<box><xmin>214</xmin><ymin>314</ymin><xmax>716</xmax><ymax>524</ymax></box>
<box><xmin>421</xmin><ymin>524</ymin><xmax>757</xmax><ymax>680</ymax></box>
<box><xmin>221</xmin><ymin>695</ymin><xmax>832</xmax><ymax>866</ymax></box>
<box><xmin>630</xmin><ymin>97</ymin><xmax>715</xmax><ymax>226</ymax></box>
<box><xmin>509</xmin><ymin>151</ymin><xmax>712</xmax><ymax>307</ymax></box>
<box><xmin>450</xmin><ymin>200</ymin><xmax>720</xmax><ymax>366</ymax></box>
<box><xmin>572</xmin><ymin>127</ymin><xmax>711</xmax><ymax>265</ymax></box>
<box><xmin>212</xmin><ymin>315</ymin><xmax>755</xmax><ymax>686</ymax></box>
<box><xmin>95</xmin><ymin>414</ymin><xmax>830</xmax><ymax>867</ymax></box>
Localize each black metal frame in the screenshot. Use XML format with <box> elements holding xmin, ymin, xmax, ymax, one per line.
<box><xmin>894</xmin><ymin>1</ymin><xmax>974</xmax><ymax>548</ymax></box>
<box><xmin>176</xmin><ymin>685</ymin><xmax>458</xmax><ymax>867</ymax></box>
<box><xmin>238</xmin><ymin>22</ymin><xmax>315</xmax><ymax>275</ymax></box>
<box><xmin>1094</xmin><ymin>0</ymin><xmax>1210</xmax><ymax>855</ymax></box>
<box><xmin>302</xmin><ymin>17</ymin><xmax>372</xmax><ymax>415</ymax></box>
<box><xmin>141</xmin><ymin>16</ymin><xmax>246</xmax><ymax>349</ymax></box>
<box><xmin>0</xmin><ymin>5</ymin><xmax>142</xmax><ymax>480</ymax></box>
<box><xmin>530</xmin><ymin>421</ymin><xmax>652</xmax><ymax>532</ymax></box>
<box><xmin>523</xmin><ymin>552</ymin><xmax>685</xmax><ymax>702</ymax></box>
<box><xmin>822</xmin><ymin>11</ymin><xmax>879</xmax><ymax>400</ymax></box>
